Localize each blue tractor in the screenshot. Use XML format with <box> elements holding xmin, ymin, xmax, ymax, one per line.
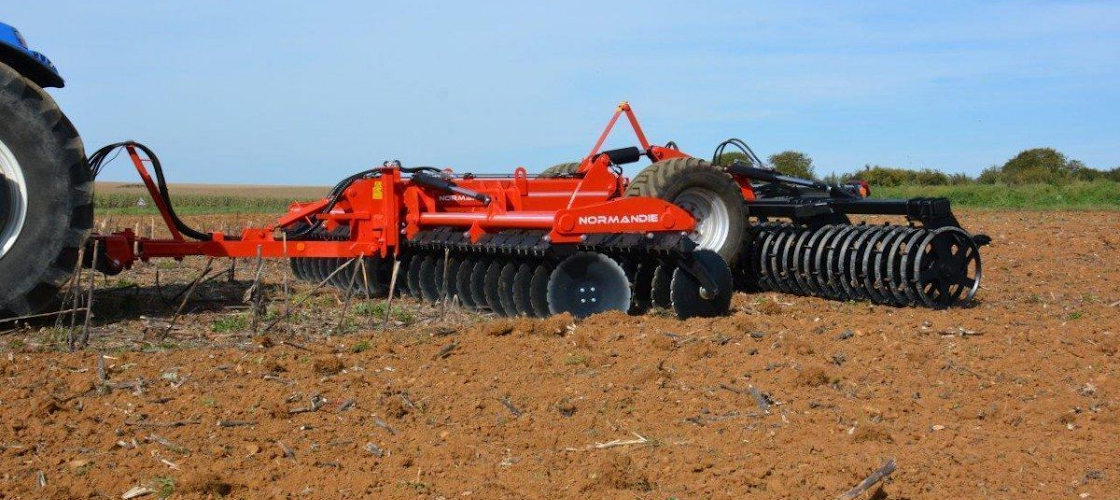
<box><xmin>0</xmin><ymin>22</ymin><xmax>92</xmax><ymax>317</ymax></box>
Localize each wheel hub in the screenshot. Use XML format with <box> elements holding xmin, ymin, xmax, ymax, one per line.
<box><xmin>0</xmin><ymin>138</ymin><xmax>29</xmax><ymax>260</ymax></box>
<box><xmin>674</xmin><ymin>187</ymin><xmax>730</xmax><ymax>253</ymax></box>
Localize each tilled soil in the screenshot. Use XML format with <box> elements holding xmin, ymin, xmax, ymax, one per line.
<box><xmin>1</xmin><ymin>210</ymin><xmax>1118</xmax><ymax>499</ymax></box>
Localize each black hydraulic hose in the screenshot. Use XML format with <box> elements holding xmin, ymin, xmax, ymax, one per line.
<box><xmin>411</xmin><ymin>171</ymin><xmax>491</xmax><ymax>205</ymax></box>
<box><xmin>727</xmin><ymin>162</ymin><xmax>859</xmax><ymax>200</ymax></box>
<box><xmin>712</xmin><ymin>138</ymin><xmax>766</xmax><ymax>168</ymax></box>
<box><xmin>284</xmin><ymin>167</ymin><xmax>382</xmax><ymax>240</ymax></box>
<box><xmin>285</xmin><ymin>164</ymin><xmax>438</xmax><ymax>240</ymax></box>
<box><xmin>87</xmin><ymin>141</ymin><xmax>212</xmax><ymax>241</ymax></box>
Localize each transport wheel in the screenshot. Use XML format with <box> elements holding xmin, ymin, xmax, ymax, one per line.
<box><xmin>538</xmin><ymin>161</ymin><xmax>581</xmax><ymax>178</ymax></box>
<box><xmin>0</xmin><ymin>63</ymin><xmax>93</xmax><ymax>317</ymax></box>
<box><xmin>625</xmin><ymin>158</ymin><xmax>746</xmax><ymax>266</ymax></box>
<box><xmin>547</xmin><ymin>252</ymin><xmax>631</xmax><ymax>319</ymax></box>
<box><xmin>671</xmin><ymin>250</ymin><xmax>734</xmax><ymax>319</ymax></box>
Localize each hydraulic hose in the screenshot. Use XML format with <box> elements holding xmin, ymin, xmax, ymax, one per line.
<box><xmin>87</xmin><ymin>141</ymin><xmax>212</xmax><ymax>241</ymax></box>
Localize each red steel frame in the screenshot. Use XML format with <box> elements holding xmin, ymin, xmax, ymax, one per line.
<box><xmin>91</xmin><ymin>103</ymin><xmax>755</xmax><ymax>272</ymax></box>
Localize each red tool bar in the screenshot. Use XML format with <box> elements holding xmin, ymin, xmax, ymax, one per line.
<box><xmin>418</xmin><ymin>211</ymin><xmax>556</xmax><ymax>229</ymax></box>
<box><xmin>138</xmin><ymin>238</ymin><xmax>380</xmax><ymax>259</ymax></box>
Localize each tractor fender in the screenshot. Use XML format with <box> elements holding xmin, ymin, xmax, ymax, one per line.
<box><xmin>0</xmin><ymin>22</ymin><xmax>64</xmax><ymax>88</ymax></box>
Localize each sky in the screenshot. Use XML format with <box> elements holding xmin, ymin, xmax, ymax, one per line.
<box><xmin>4</xmin><ymin>1</ymin><xmax>1119</xmax><ymax>185</ymax></box>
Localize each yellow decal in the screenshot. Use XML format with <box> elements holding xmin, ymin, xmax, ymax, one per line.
<box><xmin>372</xmin><ymin>181</ymin><xmax>383</xmax><ymax>200</ymax></box>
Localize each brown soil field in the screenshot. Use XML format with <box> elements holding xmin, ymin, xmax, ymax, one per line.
<box><xmin>1</xmin><ymin>211</ymin><xmax>1118</xmax><ymax>499</ymax></box>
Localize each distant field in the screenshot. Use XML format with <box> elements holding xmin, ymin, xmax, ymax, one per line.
<box><xmin>95</xmin><ymin>180</ymin><xmax>1120</xmax><ymax>215</ymax></box>
<box><xmin>874</xmin><ymin>181</ymin><xmax>1120</xmax><ymax>209</ymax></box>
<box><xmin>95</xmin><ymin>181</ymin><xmax>330</xmax><ymax>215</ymax></box>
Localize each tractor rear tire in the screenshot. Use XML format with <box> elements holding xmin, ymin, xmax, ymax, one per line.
<box><xmin>625</xmin><ymin>158</ymin><xmax>745</xmax><ymax>266</ymax></box>
<box><xmin>0</xmin><ymin>62</ymin><xmax>92</xmax><ymax>318</ymax></box>
<box><xmin>538</xmin><ymin>162</ymin><xmax>580</xmax><ymax>178</ymax></box>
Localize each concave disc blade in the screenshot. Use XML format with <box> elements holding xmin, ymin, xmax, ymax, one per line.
<box><xmin>355</xmin><ymin>257</ymin><xmax>390</xmax><ymax>298</ymax></box>
<box><xmin>455</xmin><ymin>257</ymin><xmax>478</xmax><ymax>308</ymax></box>
<box><xmin>307</xmin><ymin>258</ymin><xmax>326</xmax><ymax>284</ymax></box>
<box><xmin>671</xmin><ymin>250</ymin><xmax>733</xmax><ymax>319</ymax></box>
<box><xmin>469</xmin><ymin>259</ymin><xmax>490</xmax><ymax>311</ymax></box>
<box><xmin>650</xmin><ymin>261</ymin><xmax>675</xmax><ymax>309</ymax></box>
<box><xmin>529</xmin><ymin>262</ymin><xmax>554</xmax><ymax>318</ymax></box>
<box><xmin>547</xmin><ymin>252</ymin><xmax>631</xmax><ymax>319</ymax></box>
<box><xmin>289</xmin><ymin>258</ymin><xmax>306</xmax><ymax>281</ymax></box>
<box><xmin>392</xmin><ymin>256</ymin><xmax>410</xmax><ymax>297</ymax></box>
<box><xmin>329</xmin><ymin>258</ymin><xmax>353</xmax><ymax>290</ymax></box>
<box><xmin>407</xmin><ymin>255</ymin><xmax>425</xmax><ymax>300</ymax></box>
<box><xmin>511</xmin><ymin>262</ymin><xmax>535</xmax><ymax>316</ymax></box>
<box><xmin>630</xmin><ymin>260</ymin><xmax>657</xmax><ymax>314</ymax></box>
<box><xmin>498</xmin><ymin>261</ymin><xmax>520</xmax><ymax>316</ymax></box>
<box><xmin>418</xmin><ymin>254</ymin><xmax>445</xmax><ymax>303</ymax></box>
<box><xmin>443</xmin><ymin>255</ymin><xmax>463</xmax><ymax>303</ymax></box>
<box><xmin>484</xmin><ymin>259</ymin><xmax>507</xmax><ymax>315</ymax></box>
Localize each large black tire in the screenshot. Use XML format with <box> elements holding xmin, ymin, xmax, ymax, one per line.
<box><xmin>625</xmin><ymin>158</ymin><xmax>745</xmax><ymax>266</ymax></box>
<box><xmin>0</xmin><ymin>62</ymin><xmax>92</xmax><ymax>317</ymax></box>
<box><xmin>538</xmin><ymin>161</ymin><xmax>580</xmax><ymax>178</ymax></box>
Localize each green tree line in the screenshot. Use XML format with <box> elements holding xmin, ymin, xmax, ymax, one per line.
<box><xmin>716</xmin><ymin>147</ymin><xmax>1120</xmax><ymax>187</ymax></box>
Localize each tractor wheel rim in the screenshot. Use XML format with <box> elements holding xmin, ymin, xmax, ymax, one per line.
<box><xmin>674</xmin><ymin>188</ymin><xmax>729</xmax><ymax>254</ymax></box>
<box><xmin>0</xmin><ymin>138</ymin><xmax>28</xmax><ymax>261</ymax></box>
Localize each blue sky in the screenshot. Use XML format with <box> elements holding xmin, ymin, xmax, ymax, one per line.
<box><xmin>5</xmin><ymin>1</ymin><xmax>1118</xmax><ymax>185</ymax></box>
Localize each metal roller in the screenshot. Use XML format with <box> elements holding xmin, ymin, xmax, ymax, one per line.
<box><xmin>741</xmin><ymin>222</ymin><xmax>983</xmax><ymax>309</ymax></box>
<box><xmin>789</xmin><ymin>227</ymin><xmax>816</xmax><ymax>296</ymax></box>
